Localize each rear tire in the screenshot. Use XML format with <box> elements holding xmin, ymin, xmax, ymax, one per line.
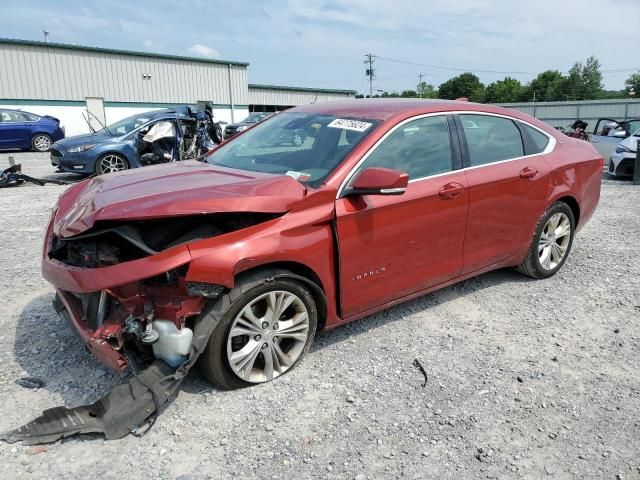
<box><xmin>31</xmin><ymin>134</ymin><xmax>52</xmax><ymax>152</ymax></box>
<box><xmin>198</xmin><ymin>274</ymin><xmax>317</xmax><ymax>390</ymax></box>
<box><xmin>517</xmin><ymin>202</ymin><xmax>575</xmax><ymax>279</ymax></box>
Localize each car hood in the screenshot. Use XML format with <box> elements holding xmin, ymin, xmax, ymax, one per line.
<box><xmin>619</xmin><ymin>134</ymin><xmax>639</xmax><ymax>151</ymax></box>
<box><xmin>54</xmin><ymin>131</ymin><xmax>115</xmax><ymax>149</ymax></box>
<box><xmin>227</xmin><ymin>121</ymin><xmax>255</xmax><ymax>128</ymax></box>
<box><xmin>53</xmin><ymin>161</ymin><xmax>307</xmax><ymax>238</ymax></box>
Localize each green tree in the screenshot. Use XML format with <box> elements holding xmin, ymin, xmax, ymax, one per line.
<box><xmin>565</xmin><ymin>56</ymin><xmax>603</xmax><ymax>100</ymax></box>
<box><xmin>625</xmin><ymin>72</ymin><xmax>640</xmax><ymax>95</ymax></box>
<box><xmin>416</xmin><ymin>81</ymin><xmax>437</xmax><ymax>98</ymax></box>
<box><xmin>485</xmin><ymin>77</ymin><xmax>524</xmax><ymax>103</ymax></box>
<box><xmin>400</xmin><ymin>90</ymin><xmax>418</xmax><ymax>98</ymax></box>
<box><xmin>581</xmin><ymin>56</ymin><xmax>604</xmax><ymax>99</ymax></box>
<box><xmin>527</xmin><ymin>70</ymin><xmax>567</xmax><ymax>101</ymax></box>
<box><xmin>437</xmin><ymin>73</ymin><xmax>485</xmax><ymax>102</ymax></box>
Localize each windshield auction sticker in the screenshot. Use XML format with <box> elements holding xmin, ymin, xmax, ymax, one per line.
<box><xmin>327</xmin><ymin>118</ymin><xmax>372</xmax><ymax>132</ymax></box>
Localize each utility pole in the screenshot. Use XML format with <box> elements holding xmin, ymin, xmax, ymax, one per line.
<box><xmin>418</xmin><ymin>73</ymin><xmax>425</xmax><ymax>98</ymax></box>
<box><xmin>364</xmin><ymin>53</ymin><xmax>375</xmax><ymax>98</ymax></box>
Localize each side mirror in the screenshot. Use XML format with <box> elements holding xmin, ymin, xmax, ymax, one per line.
<box><xmin>347</xmin><ymin>167</ymin><xmax>409</xmax><ymax>196</ymax></box>
<box><xmin>613</xmin><ymin>130</ymin><xmax>627</xmax><ymax>138</ymax></box>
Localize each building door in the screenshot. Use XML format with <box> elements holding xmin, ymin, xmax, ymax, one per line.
<box><xmin>85</xmin><ymin>97</ymin><xmax>106</xmax><ymax>132</ymax></box>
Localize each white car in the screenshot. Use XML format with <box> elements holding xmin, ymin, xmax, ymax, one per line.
<box><xmin>608</xmin><ymin>129</ymin><xmax>639</xmax><ymax>177</ymax></box>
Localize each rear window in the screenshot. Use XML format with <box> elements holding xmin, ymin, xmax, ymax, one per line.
<box><xmin>460</xmin><ymin>114</ymin><xmax>524</xmax><ymax>166</ymax></box>
<box><xmin>521</xmin><ymin>123</ymin><xmax>550</xmax><ymax>154</ymax></box>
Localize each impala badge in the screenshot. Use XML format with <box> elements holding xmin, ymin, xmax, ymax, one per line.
<box><xmin>352</xmin><ymin>267</ymin><xmax>386</xmax><ymax>282</ymax></box>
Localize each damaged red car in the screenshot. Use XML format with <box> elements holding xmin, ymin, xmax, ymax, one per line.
<box><xmin>43</xmin><ymin>99</ymin><xmax>602</xmax><ymax>389</ymax></box>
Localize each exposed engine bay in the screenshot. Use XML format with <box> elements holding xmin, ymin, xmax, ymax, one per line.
<box><xmin>49</xmin><ymin>212</ymin><xmax>280</xmax><ymax>268</ymax></box>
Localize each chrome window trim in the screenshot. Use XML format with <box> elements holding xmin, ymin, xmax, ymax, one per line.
<box><xmin>336</xmin><ymin>110</ymin><xmax>556</xmax><ymax>199</ymax></box>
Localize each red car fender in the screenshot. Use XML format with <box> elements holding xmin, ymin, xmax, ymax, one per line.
<box><xmin>185</xmin><ymin>195</ymin><xmax>341</xmax><ymax>326</ymax></box>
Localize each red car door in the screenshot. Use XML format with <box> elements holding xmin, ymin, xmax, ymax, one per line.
<box><xmin>457</xmin><ymin>114</ymin><xmax>553</xmax><ymax>274</ymax></box>
<box><xmin>335</xmin><ymin>114</ymin><xmax>468</xmax><ymax>319</ymax></box>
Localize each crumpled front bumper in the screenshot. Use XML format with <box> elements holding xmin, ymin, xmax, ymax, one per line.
<box><xmin>42</xmin><ymin>215</ymin><xmax>203</xmax><ymax>373</ymax></box>
<box><xmin>53</xmin><ymin>289</ymin><xmax>129</xmax><ymax>372</ymax></box>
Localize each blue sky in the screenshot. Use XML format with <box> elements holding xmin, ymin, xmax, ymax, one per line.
<box><xmin>1</xmin><ymin>0</ymin><xmax>637</xmax><ymax>93</ymax></box>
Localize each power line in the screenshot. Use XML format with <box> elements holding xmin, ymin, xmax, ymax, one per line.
<box><xmin>374</xmin><ymin>54</ymin><xmax>537</xmax><ymax>75</ymax></box>
<box><xmin>374</xmin><ymin>54</ymin><xmax>639</xmax><ymax>77</ymax></box>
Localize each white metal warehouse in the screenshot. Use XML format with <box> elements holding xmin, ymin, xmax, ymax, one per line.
<box><xmin>0</xmin><ymin>38</ymin><xmax>356</xmax><ymax>136</ymax></box>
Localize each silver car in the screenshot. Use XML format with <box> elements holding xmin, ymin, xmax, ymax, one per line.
<box><xmin>608</xmin><ymin>129</ymin><xmax>639</xmax><ymax>177</ymax></box>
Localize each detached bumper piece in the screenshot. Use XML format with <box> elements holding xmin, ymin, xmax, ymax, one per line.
<box><xmin>0</xmin><ymin>163</ymin><xmax>72</xmax><ymax>188</ymax></box>
<box><xmin>0</xmin><ymin>360</ymin><xmax>178</xmax><ymax>445</ymax></box>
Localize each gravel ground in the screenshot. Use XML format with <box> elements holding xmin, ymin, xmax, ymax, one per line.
<box><xmin>0</xmin><ymin>152</ymin><xmax>639</xmax><ymax>480</ymax></box>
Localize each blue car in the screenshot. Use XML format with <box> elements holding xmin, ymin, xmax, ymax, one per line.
<box><xmin>0</xmin><ymin>109</ymin><xmax>65</xmax><ymax>152</ymax></box>
<box><xmin>51</xmin><ymin>107</ymin><xmax>209</xmax><ymax>175</ymax></box>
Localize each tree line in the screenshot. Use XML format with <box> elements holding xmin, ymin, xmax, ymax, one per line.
<box><xmin>357</xmin><ymin>56</ymin><xmax>640</xmax><ymax>103</ymax></box>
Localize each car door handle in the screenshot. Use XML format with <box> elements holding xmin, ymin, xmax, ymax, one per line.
<box><xmin>438</xmin><ymin>182</ymin><xmax>464</xmax><ymax>199</ymax></box>
<box><xmin>591</xmin><ymin>138</ymin><xmax>600</xmax><ymax>143</ymax></box>
<box><xmin>519</xmin><ymin>166</ymin><xmax>538</xmax><ymax>179</ymax></box>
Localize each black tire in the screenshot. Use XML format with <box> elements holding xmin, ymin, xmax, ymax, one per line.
<box><xmin>31</xmin><ymin>133</ymin><xmax>53</xmax><ymax>152</ymax></box>
<box><xmin>292</xmin><ymin>129</ymin><xmax>306</xmax><ymax>147</ymax></box>
<box><xmin>198</xmin><ymin>273</ymin><xmax>318</xmax><ymax>390</ymax></box>
<box><xmin>95</xmin><ymin>153</ymin><xmax>129</xmax><ymax>175</ymax></box>
<box><xmin>517</xmin><ymin>202</ymin><xmax>575</xmax><ymax>279</ymax></box>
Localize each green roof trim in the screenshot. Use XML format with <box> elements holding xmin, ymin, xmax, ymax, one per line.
<box><xmin>0</xmin><ymin>38</ymin><xmax>249</xmax><ymax>67</ymax></box>
<box><xmin>248</xmin><ymin>83</ymin><xmax>356</xmax><ymax>95</ymax></box>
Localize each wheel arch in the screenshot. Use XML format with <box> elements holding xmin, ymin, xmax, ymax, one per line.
<box><xmin>234</xmin><ymin>262</ymin><xmax>329</xmax><ymax>330</ymax></box>
<box><xmin>554</xmin><ymin>195</ymin><xmax>580</xmax><ymax>226</ymax></box>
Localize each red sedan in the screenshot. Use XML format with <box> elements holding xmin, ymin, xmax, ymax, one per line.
<box><xmin>43</xmin><ymin>99</ymin><xmax>602</xmax><ymax>389</ymax></box>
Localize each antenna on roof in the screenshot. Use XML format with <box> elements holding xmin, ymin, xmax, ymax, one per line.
<box><xmin>43</xmin><ymin>30</ymin><xmax>50</xmax><ymax>43</ymax></box>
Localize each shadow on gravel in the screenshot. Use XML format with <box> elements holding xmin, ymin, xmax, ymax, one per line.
<box><xmin>37</xmin><ymin>172</ymin><xmax>87</xmax><ymax>184</ymax></box>
<box><xmin>312</xmin><ymin>267</ymin><xmax>532</xmax><ymax>352</ymax></box>
<box><xmin>11</xmin><ymin>268</ymin><xmax>528</xmax><ymax>409</ymax></box>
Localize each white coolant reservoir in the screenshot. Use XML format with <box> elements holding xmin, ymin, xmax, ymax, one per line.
<box><xmin>151</xmin><ymin>320</ymin><xmax>193</xmax><ymax>367</ymax></box>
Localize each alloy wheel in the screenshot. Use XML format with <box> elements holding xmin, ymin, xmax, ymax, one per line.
<box><xmin>33</xmin><ymin>135</ymin><xmax>51</xmax><ymax>152</ymax></box>
<box><xmin>226</xmin><ymin>290</ymin><xmax>310</xmax><ymax>383</ymax></box>
<box><xmin>538</xmin><ymin>212</ymin><xmax>571</xmax><ymax>270</ymax></box>
<box><xmin>99</xmin><ymin>154</ymin><xmax>126</xmax><ymax>174</ymax></box>
<box><xmin>292</xmin><ymin>132</ymin><xmax>303</xmax><ymax>147</ymax></box>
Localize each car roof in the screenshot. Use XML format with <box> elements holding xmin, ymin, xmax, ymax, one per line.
<box><xmin>291</xmin><ymin>98</ymin><xmax>538</xmax><ymax>123</ymax></box>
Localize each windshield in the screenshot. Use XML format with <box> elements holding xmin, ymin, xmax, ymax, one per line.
<box><xmin>103</xmin><ymin>114</ymin><xmax>152</xmax><ymax>135</ymax></box>
<box><xmin>243</xmin><ymin>113</ymin><xmax>271</xmax><ymax>124</ymax></box>
<box><xmin>206</xmin><ymin>112</ymin><xmax>379</xmax><ymax>187</ymax></box>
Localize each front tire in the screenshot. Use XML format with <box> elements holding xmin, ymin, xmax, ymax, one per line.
<box><xmin>31</xmin><ymin>134</ymin><xmax>52</xmax><ymax>152</ymax></box>
<box><xmin>198</xmin><ymin>276</ymin><xmax>318</xmax><ymax>390</ymax></box>
<box><xmin>518</xmin><ymin>202</ymin><xmax>575</xmax><ymax>279</ymax></box>
<box><xmin>96</xmin><ymin>153</ymin><xmax>129</xmax><ymax>175</ymax></box>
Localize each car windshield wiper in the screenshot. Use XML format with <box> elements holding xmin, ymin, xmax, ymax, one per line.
<box><xmin>85</xmin><ymin>110</ymin><xmax>112</xmax><ymax>136</ymax></box>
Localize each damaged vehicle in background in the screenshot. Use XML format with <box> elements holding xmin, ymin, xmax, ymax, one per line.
<box><xmin>50</xmin><ymin>106</ymin><xmax>223</xmax><ymax>175</ymax></box>
<box><xmin>42</xmin><ymin>99</ymin><xmax>602</xmax><ymax>395</ymax></box>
